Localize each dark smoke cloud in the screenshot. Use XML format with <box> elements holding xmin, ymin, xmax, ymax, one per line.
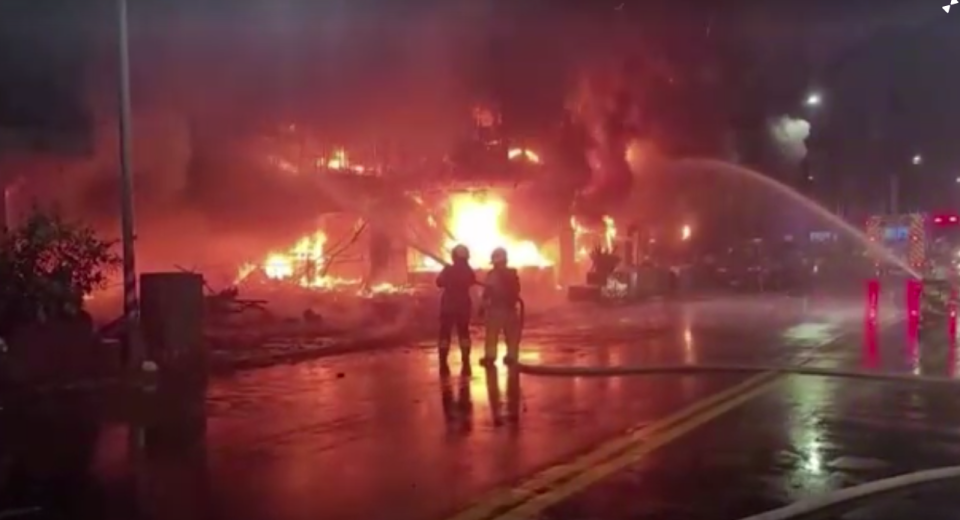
<box><xmin>6</xmin><ymin>1</ymin><xmax>723</xmax><ymax>274</ymax></box>
<box><xmin>10</xmin><ymin>0</ymin><xmax>497</xmax><ymax>274</ymax></box>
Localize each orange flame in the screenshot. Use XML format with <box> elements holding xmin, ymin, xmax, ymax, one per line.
<box><xmin>421</xmin><ymin>192</ymin><xmax>551</xmax><ymax>270</ymax></box>
<box><xmin>237</xmin><ymin>232</ymin><xmax>359</xmax><ymax>289</ymax></box>
<box><xmin>572</xmin><ymin>215</ymin><xmax>617</xmax><ymax>261</ymax></box>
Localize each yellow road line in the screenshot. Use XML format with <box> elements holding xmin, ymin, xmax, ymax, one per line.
<box><xmin>449</xmin><ymin>321</ymin><xmax>885</xmax><ymax>520</ymax></box>
<box><xmin>446</xmin><ymin>370</ymin><xmax>779</xmax><ymax>520</ymax></box>
<box><xmin>495</xmin><ymin>375</ymin><xmax>781</xmax><ymax>519</ymax></box>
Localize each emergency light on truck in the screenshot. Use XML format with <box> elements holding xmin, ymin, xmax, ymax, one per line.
<box><xmin>932</xmin><ymin>214</ymin><xmax>959</xmax><ymax>225</ymax></box>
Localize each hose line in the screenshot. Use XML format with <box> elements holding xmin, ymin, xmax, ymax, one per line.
<box><xmin>508</xmin><ymin>316</ymin><xmax>960</xmax><ymax>520</ymax></box>
<box><xmin>516</xmin><ymin>361</ymin><xmax>960</xmax><ymax>386</ymax></box>
<box><xmin>734</xmin><ymin>466</ymin><xmax>960</xmax><ymax>520</ymax></box>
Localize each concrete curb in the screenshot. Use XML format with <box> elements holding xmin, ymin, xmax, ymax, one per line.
<box><xmin>0</xmin><ymin>332</ymin><xmax>426</xmax><ymax>401</ymax></box>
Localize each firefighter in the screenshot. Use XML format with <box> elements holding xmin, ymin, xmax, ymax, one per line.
<box><xmin>480</xmin><ymin>247</ymin><xmax>522</xmax><ymax>366</ymax></box>
<box><xmin>436</xmin><ymin>244</ymin><xmax>477</xmax><ymax>370</ymax></box>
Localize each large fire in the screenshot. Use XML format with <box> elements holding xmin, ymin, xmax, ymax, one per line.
<box><xmin>236</xmin><ymin>192</ymin><xmax>553</xmax><ymax>287</ymax></box>
<box><xmin>237</xmin><ymin>232</ymin><xmax>360</xmax><ymax>289</ymax></box>
<box><xmin>421</xmin><ymin>192</ymin><xmax>552</xmax><ymax>270</ymax></box>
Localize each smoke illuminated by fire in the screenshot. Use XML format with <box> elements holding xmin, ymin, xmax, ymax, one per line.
<box><xmin>421</xmin><ymin>192</ymin><xmax>552</xmax><ymax>270</ymax></box>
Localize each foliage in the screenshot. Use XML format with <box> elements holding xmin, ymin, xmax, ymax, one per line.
<box><xmin>0</xmin><ymin>208</ymin><xmax>120</xmax><ymax>334</ymax></box>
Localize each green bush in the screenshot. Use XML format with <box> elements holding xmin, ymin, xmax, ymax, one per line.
<box><xmin>0</xmin><ymin>209</ymin><xmax>120</xmax><ymax>335</ymax></box>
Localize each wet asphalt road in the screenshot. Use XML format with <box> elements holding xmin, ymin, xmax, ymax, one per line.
<box><xmin>3</xmin><ymin>295</ymin><xmax>959</xmax><ymax>520</ymax></box>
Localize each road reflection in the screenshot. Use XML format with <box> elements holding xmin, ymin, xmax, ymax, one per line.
<box><xmin>128</xmin><ymin>384</ymin><xmax>209</xmax><ymax>520</ymax></box>
<box><xmin>0</xmin><ymin>395</ymin><xmax>120</xmax><ymax>519</ymax></box>
<box><xmin>483</xmin><ymin>366</ymin><xmax>521</xmax><ymax>427</ymax></box>
<box><xmin>439</xmin><ymin>369</ymin><xmax>473</xmax><ymax>432</ymax></box>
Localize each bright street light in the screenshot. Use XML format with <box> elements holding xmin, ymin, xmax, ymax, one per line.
<box><xmin>805</xmin><ymin>92</ymin><xmax>822</xmax><ymax>107</ymax></box>
<box><xmin>912</xmin><ymin>154</ymin><xmax>923</xmax><ymax>165</ymax></box>
<box><xmin>681</xmin><ymin>225</ymin><xmax>692</xmax><ymax>241</ymax></box>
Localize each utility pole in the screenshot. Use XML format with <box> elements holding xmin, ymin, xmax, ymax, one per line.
<box><xmin>117</xmin><ymin>0</ymin><xmax>142</xmax><ymax>369</ymax></box>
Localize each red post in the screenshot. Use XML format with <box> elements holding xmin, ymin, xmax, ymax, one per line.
<box><xmin>866</xmin><ymin>278</ymin><xmax>879</xmax><ymax>322</ymax></box>
<box><xmin>906</xmin><ymin>278</ymin><xmax>921</xmax><ymax>351</ymax></box>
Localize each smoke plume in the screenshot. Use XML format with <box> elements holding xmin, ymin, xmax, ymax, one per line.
<box><xmin>8</xmin><ymin>1</ymin><xmax>495</xmax><ymax>276</ymax></box>
<box><xmin>566</xmin><ymin>68</ymin><xmax>637</xmax><ymax>222</ymax></box>
<box><xmin>767</xmin><ymin>115</ymin><xmax>811</xmax><ymax>167</ymax></box>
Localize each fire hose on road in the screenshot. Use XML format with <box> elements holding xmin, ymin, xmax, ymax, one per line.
<box><xmin>734</xmin><ymin>466</ymin><xmax>960</xmax><ymax>520</ymax></box>
<box><xmin>515</xmin><ymin>360</ymin><xmax>960</xmax><ymax>386</ymax></box>
<box><xmin>513</xmin><ymin>315</ymin><xmax>960</xmax><ymax>387</ymax></box>
<box><xmin>514</xmin><ymin>279</ymin><xmax>959</xmax><ymax>386</ymax></box>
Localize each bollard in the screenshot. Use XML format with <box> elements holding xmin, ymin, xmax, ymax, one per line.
<box><xmin>866</xmin><ymin>279</ymin><xmax>879</xmax><ymax>322</ymax></box>
<box><xmin>865</xmin><ymin>277</ymin><xmax>958</xmax><ymax>376</ymax></box>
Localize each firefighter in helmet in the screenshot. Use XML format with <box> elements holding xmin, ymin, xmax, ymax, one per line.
<box><xmin>480</xmin><ymin>247</ymin><xmax>522</xmax><ymax>365</ymax></box>
<box><xmin>436</xmin><ymin>244</ymin><xmax>477</xmax><ymax>371</ymax></box>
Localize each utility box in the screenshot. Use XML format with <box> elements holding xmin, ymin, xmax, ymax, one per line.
<box><xmin>140</xmin><ymin>272</ymin><xmax>206</xmax><ymax>383</ymax></box>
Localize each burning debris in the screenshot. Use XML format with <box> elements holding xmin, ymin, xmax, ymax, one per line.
<box><xmin>572</xmin><ymin>215</ymin><xmax>618</xmax><ymax>263</ymax></box>
<box><xmin>234</xmin><ymin>221</ymin><xmax>400</xmax><ymax>295</ymax></box>
<box><xmin>229</xmin><ymin>183</ymin><xmax>567</xmax><ymax>302</ymax></box>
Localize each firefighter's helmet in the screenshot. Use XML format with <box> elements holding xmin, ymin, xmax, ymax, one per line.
<box><xmin>491</xmin><ymin>247</ymin><xmax>508</xmax><ymax>265</ymax></box>
<box><xmin>451</xmin><ymin>244</ymin><xmax>470</xmax><ymax>261</ymax></box>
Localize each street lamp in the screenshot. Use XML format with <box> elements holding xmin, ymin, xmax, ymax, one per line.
<box><xmin>805</xmin><ymin>92</ymin><xmax>822</xmax><ymax>108</ymax></box>
<box><xmin>681</xmin><ymin>225</ymin><xmax>692</xmax><ymax>241</ymax></box>
<box><xmin>117</xmin><ymin>0</ymin><xmax>141</xmax><ymax>369</ymax></box>
<box><xmin>912</xmin><ymin>154</ymin><xmax>923</xmax><ymax>166</ymax></box>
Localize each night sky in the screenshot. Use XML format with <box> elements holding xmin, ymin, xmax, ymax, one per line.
<box><xmin>0</xmin><ymin>0</ymin><xmax>957</xmax><ymax>211</ymax></box>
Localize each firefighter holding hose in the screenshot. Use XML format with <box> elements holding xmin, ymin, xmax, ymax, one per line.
<box><xmin>480</xmin><ymin>247</ymin><xmax>523</xmax><ymax>366</ymax></box>
<box><xmin>436</xmin><ymin>244</ymin><xmax>477</xmax><ymax>371</ymax></box>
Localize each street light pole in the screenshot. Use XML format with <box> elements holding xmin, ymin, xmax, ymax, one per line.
<box><xmin>117</xmin><ymin>0</ymin><xmax>142</xmax><ymax>369</ymax></box>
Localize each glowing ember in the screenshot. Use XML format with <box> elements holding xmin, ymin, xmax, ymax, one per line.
<box><xmin>508</xmin><ymin>147</ymin><xmax>541</xmax><ymax>164</ymax></box>
<box><xmin>316</xmin><ymin>148</ymin><xmax>374</xmax><ymax>175</ymax></box>
<box><xmin>325</xmin><ymin>148</ymin><xmax>349</xmax><ymax>170</ymax></box>
<box><xmin>421</xmin><ymin>192</ymin><xmax>551</xmax><ymax>270</ymax></box>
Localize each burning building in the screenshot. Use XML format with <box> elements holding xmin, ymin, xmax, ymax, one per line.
<box><xmin>232</xmin><ymin>103</ymin><xmax>592</xmax><ymax>296</ymax></box>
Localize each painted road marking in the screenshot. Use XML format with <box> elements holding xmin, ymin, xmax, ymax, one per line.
<box><xmin>446</xmin><ymin>371</ymin><xmax>779</xmax><ymax>520</ymax></box>
<box><xmin>479</xmin><ymin>320</ymin><xmax>904</xmax><ymax>520</ymax></box>
<box><xmin>495</xmin><ymin>375</ymin><xmax>781</xmax><ymax>519</ymax></box>
<box><xmin>447</xmin><ymin>320</ymin><xmax>901</xmax><ymax>520</ymax></box>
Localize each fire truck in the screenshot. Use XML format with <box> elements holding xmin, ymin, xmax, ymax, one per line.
<box><xmin>864</xmin><ymin>212</ymin><xmax>960</xmax><ymax>278</ymax></box>
<box><xmin>864</xmin><ymin>212</ymin><xmax>960</xmax><ymax>324</ymax></box>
